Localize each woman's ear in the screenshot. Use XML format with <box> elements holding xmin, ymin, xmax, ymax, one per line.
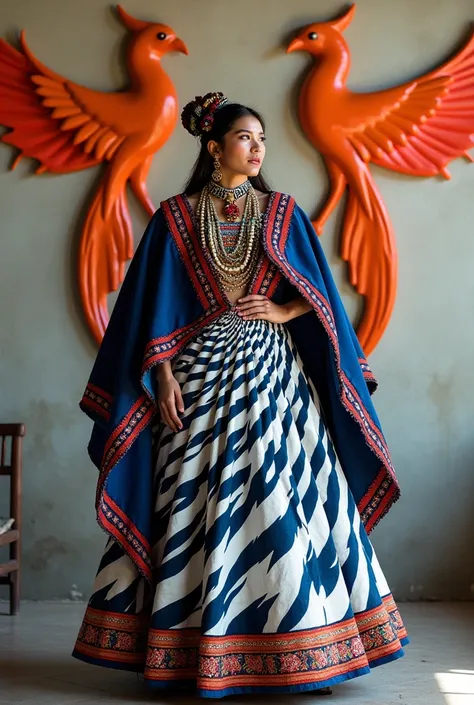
<box><xmin>207</xmin><ymin>140</ymin><xmax>220</xmax><ymax>159</ymax></box>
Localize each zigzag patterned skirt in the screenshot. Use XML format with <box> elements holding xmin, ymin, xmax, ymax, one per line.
<box><xmin>73</xmin><ymin>310</ymin><xmax>408</xmax><ymax>698</ymax></box>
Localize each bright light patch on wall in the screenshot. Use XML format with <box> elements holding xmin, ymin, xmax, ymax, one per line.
<box><xmin>435</xmin><ymin>670</ymin><xmax>474</xmax><ymax>705</ymax></box>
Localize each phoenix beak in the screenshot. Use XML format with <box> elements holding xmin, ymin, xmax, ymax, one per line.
<box><xmin>172</xmin><ymin>37</ymin><xmax>189</xmax><ymax>55</ymax></box>
<box><xmin>287</xmin><ymin>37</ymin><xmax>304</xmax><ymax>53</ymax></box>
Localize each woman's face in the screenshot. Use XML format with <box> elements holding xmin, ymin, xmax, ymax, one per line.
<box><xmin>213</xmin><ymin>115</ymin><xmax>266</xmax><ymax>179</ymax></box>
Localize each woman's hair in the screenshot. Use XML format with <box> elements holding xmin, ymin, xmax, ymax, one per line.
<box><xmin>182</xmin><ymin>96</ymin><xmax>272</xmax><ymax>196</ymax></box>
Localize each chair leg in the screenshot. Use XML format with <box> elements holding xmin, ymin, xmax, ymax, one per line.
<box><xmin>10</xmin><ymin>571</ymin><xmax>20</xmax><ymax>615</ymax></box>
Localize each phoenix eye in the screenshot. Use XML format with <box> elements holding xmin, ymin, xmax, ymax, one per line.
<box><xmin>308</xmin><ymin>32</ymin><xmax>318</xmax><ymax>40</ymax></box>
<box><xmin>157</xmin><ymin>32</ymin><xmax>167</xmax><ymax>40</ymax></box>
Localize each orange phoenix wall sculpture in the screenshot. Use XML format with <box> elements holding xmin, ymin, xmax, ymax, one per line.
<box><xmin>0</xmin><ymin>6</ymin><xmax>187</xmax><ymax>343</ymax></box>
<box><xmin>288</xmin><ymin>4</ymin><xmax>474</xmax><ymax>355</ymax></box>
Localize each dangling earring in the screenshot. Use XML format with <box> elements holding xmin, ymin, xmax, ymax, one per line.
<box><xmin>212</xmin><ymin>155</ymin><xmax>222</xmax><ymax>183</ymax></box>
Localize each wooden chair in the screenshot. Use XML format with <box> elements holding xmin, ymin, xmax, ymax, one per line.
<box><xmin>0</xmin><ymin>423</ymin><xmax>25</xmax><ymax>615</ymax></box>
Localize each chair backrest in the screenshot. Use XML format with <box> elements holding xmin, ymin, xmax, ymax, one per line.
<box><xmin>0</xmin><ymin>425</ymin><xmax>25</xmax><ymax>526</ymax></box>
<box><xmin>0</xmin><ymin>424</ymin><xmax>25</xmax><ymax>614</ymax></box>
<box><xmin>0</xmin><ymin>424</ymin><xmax>25</xmax><ymax>476</ymax></box>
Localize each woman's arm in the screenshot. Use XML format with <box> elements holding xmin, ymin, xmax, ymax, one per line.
<box><xmin>156</xmin><ymin>362</ymin><xmax>184</xmax><ymax>433</ymax></box>
<box><xmin>156</xmin><ymin>360</ymin><xmax>173</xmax><ymax>381</ymax></box>
<box><xmin>237</xmin><ymin>293</ymin><xmax>312</xmax><ymax>323</ymax></box>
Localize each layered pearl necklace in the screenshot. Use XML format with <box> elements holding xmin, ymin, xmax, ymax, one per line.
<box><xmin>196</xmin><ymin>182</ymin><xmax>262</xmax><ymax>292</ymax></box>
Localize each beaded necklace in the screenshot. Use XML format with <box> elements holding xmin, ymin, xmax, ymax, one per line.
<box><xmin>208</xmin><ymin>179</ymin><xmax>252</xmax><ymax>222</ymax></box>
<box><xmin>196</xmin><ymin>183</ymin><xmax>262</xmax><ymax>292</ymax></box>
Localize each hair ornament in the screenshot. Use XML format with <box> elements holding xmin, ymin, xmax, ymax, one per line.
<box><xmin>181</xmin><ymin>92</ymin><xmax>229</xmax><ymax>137</ymax></box>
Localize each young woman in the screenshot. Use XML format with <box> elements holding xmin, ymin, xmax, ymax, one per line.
<box><xmin>73</xmin><ymin>92</ymin><xmax>408</xmax><ymax>698</ymax></box>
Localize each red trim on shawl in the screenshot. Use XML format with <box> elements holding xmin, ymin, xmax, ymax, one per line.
<box><xmin>96</xmin><ymin>395</ymin><xmax>155</xmax><ymax>506</ymax></box>
<box><xmin>80</xmin><ymin>386</ymin><xmax>112</xmax><ymax>422</ymax></box>
<box><xmin>162</xmin><ymin>196</ymin><xmax>225</xmax><ymax>310</ymax></box>
<box><xmin>102</xmin><ymin>396</ymin><xmax>152</xmax><ymax>467</ymax></box>
<box><xmin>262</xmin><ymin>193</ymin><xmax>398</xmax><ymax>530</ymax></box>
<box><xmin>252</xmin><ymin>255</ymin><xmax>283</xmax><ymax>298</ymax></box>
<box><xmin>98</xmin><ymin>490</ymin><xmax>152</xmax><ymax>579</ymax></box>
<box><xmin>358</xmin><ymin>357</ymin><xmax>378</xmax><ymax>392</ymax></box>
<box><xmin>359</xmin><ymin>474</ymin><xmax>398</xmax><ymax>532</ymax></box>
<box><xmin>88</xmin><ymin>383</ymin><xmax>112</xmax><ymax>402</ymax></box>
<box><xmin>141</xmin><ymin>308</ymin><xmax>227</xmax><ymax>372</ymax></box>
<box><xmin>342</xmin><ymin>377</ymin><xmax>390</xmax><ymax>458</ymax></box>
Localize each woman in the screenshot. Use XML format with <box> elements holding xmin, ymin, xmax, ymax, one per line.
<box><xmin>73</xmin><ymin>92</ymin><xmax>408</xmax><ymax>698</ymax></box>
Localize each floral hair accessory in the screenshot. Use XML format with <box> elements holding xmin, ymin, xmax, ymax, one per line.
<box><xmin>181</xmin><ymin>92</ymin><xmax>229</xmax><ymax>138</ymax></box>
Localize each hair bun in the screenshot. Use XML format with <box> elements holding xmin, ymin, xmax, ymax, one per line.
<box><xmin>181</xmin><ymin>92</ymin><xmax>229</xmax><ymax>137</ymax></box>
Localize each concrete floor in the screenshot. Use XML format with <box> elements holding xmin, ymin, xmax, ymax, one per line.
<box><xmin>0</xmin><ymin>603</ymin><xmax>473</xmax><ymax>705</ymax></box>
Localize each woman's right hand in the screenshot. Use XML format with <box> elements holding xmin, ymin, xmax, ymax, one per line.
<box><xmin>157</xmin><ymin>369</ymin><xmax>185</xmax><ymax>433</ymax></box>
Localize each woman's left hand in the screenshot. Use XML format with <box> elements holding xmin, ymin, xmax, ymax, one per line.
<box><xmin>236</xmin><ymin>295</ymin><xmax>290</xmax><ymax>324</ymax></box>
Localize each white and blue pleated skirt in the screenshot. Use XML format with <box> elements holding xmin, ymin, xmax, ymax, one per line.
<box><xmin>74</xmin><ymin>309</ymin><xmax>407</xmax><ymax>698</ymax></box>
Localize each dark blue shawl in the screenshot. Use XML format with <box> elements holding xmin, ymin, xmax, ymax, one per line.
<box><xmin>81</xmin><ymin>192</ymin><xmax>400</xmax><ymax>580</ymax></box>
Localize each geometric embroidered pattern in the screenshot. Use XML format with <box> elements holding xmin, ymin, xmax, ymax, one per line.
<box><xmin>358</xmin><ymin>469</ymin><xmax>395</xmax><ymax>528</ymax></box>
<box><xmin>74</xmin><ymin>595</ymin><xmax>407</xmax><ymax>691</ymax></box>
<box><xmin>80</xmin><ymin>383</ymin><xmax>112</xmax><ymax>423</ymax></box>
<box><xmin>97</xmin><ymin>492</ymin><xmax>152</xmax><ymax>576</ymax></box>
<box><xmin>99</xmin><ymin>396</ymin><xmax>155</xmax><ymax>487</ymax></box>
<box><xmin>75</xmin><ymin>607</ymin><xmax>148</xmax><ymax>665</ymax></box>
<box><xmin>358</xmin><ymin>357</ymin><xmax>378</xmax><ymax>392</ymax></box>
